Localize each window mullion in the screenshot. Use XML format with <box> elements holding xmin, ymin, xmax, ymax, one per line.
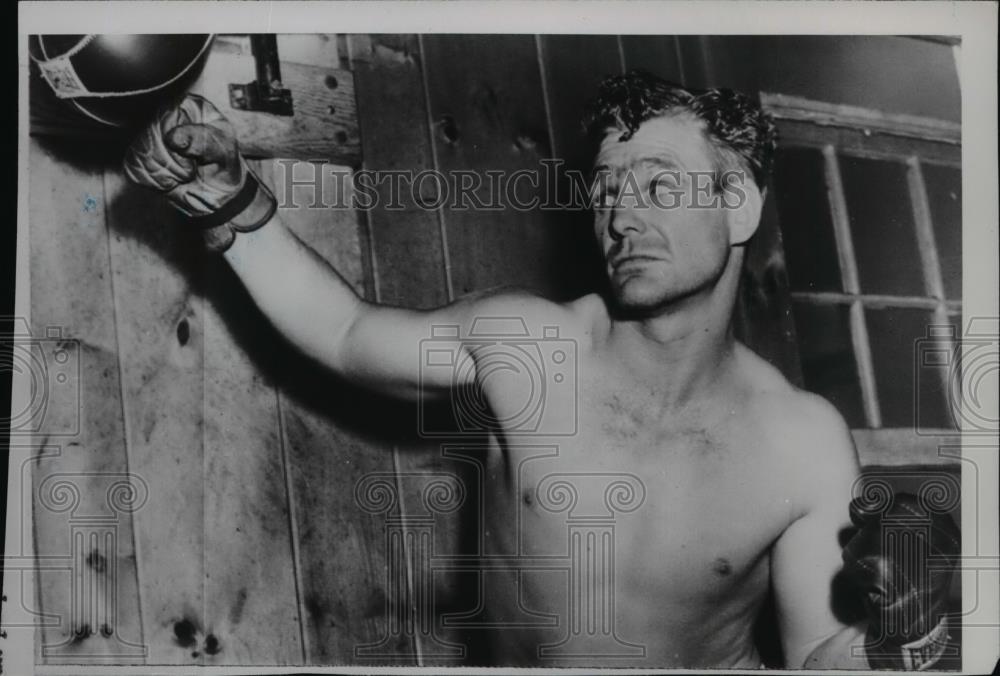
<box><xmin>907</xmin><ymin>157</ymin><xmax>948</xmax><ymax>300</ymax></box>
<box><xmin>906</xmin><ymin>156</ymin><xmax>958</xmax><ymax>416</ymax></box>
<box><xmin>823</xmin><ymin>145</ymin><xmax>883</xmax><ymax>428</ymax></box>
<box><xmin>790</xmin><ymin>291</ymin><xmax>961</xmax><ymax>311</ymax></box>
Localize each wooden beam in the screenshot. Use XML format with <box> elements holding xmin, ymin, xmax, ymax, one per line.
<box><xmin>774</xmin><ymin>120</ymin><xmax>961</xmax><ymax>166</ymax></box>
<box><xmin>852</xmin><ymin>428</ymin><xmax>961</xmax><ymax>467</ymax></box>
<box><xmin>188</xmin><ymin>39</ymin><xmax>360</xmax><ymax>165</ymax></box>
<box><xmin>761</xmin><ymin>92</ymin><xmax>961</xmax><ymax>145</ymax></box>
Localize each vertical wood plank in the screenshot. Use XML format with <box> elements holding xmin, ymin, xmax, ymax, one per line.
<box><xmin>536</xmin><ymin>35</ymin><xmax>622</xmax><ymax>299</ymax></box>
<box><xmin>422</xmin><ymin>35</ymin><xmax>567</xmax><ymax>298</ymax></box>
<box><xmin>259</xmin><ymin>159</ymin><xmax>409</xmax><ymax>664</ymax></box>
<box><xmin>199</xmin><ymin>160</ymin><xmax>303</xmax><ymax>664</ymax></box>
<box><xmin>350</xmin><ymin>34</ymin><xmax>450</xmax><ymax>309</ymax></box>
<box><xmin>28</xmin><ymin>139</ymin><xmax>145</xmax><ymax>665</ymax></box>
<box><xmin>620</xmin><ymin>36</ymin><xmax>686</xmax><ymax>84</ymax></box>
<box><xmin>105</xmin><ymin>165</ymin><xmax>207</xmax><ymax>665</ymax></box>
<box><xmin>674</xmin><ymin>37</ymin><xmax>714</xmax><ymax>88</ymax></box>
<box><xmin>538</xmin><ymin>35</ymin><xmax>622</xmax><ymax>172</ymax></box>
<box><xmin>349</xmin><ymin>33</ymin><xmax>471</xmax><ymax>666</ymax></box>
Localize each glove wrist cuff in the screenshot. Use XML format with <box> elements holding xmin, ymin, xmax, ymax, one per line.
<box><xmin>229</xmin><ymin>170</ymin><xmax>277</xmax><ymax>232</ymax></box>
<box><xmin>897</xmin><ymin>616</ymin><xmax>950</xmax><ymax>670</ymax></box>
<box><xmin>187</xmin><ymin>169</ymin><xmax>261</xmax><ymax>230</ymax></box>
<box><xmin>196</xmin><ymin>168</ymin><xmax>278</xmax><ymax>254</ymax></box>
<box><xmin>868</xmin><ymin>616</ymin><xmax>951</xmax><ymax>671</ymax></box>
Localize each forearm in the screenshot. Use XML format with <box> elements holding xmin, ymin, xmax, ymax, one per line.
<box><xmin>801</xmin><ymin>622</ymin><xmax>868</xmax><ymax>669</ymax></box>
<box><xmin>223</xmin><ymin>215</ymin><xmax>366</xmax><ymax>370</ymax></box>
<box><xmin>803</xmin><ymin>616</ymin><xmax>953</xmax><ymax>670</ymax></box>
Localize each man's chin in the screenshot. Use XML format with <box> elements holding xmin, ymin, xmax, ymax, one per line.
<box><xmin>607</xmin><ymin>276</ymin><xmax>703</xmax><ymax>317</ymax></box>
<box><xmin>609</xmin><ymin>285</ymin><xmax>672</xmax><ymax>317</ymax></box>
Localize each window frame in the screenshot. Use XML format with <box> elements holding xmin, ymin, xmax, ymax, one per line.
<box><xmin>761</xmin><ymin>93</ymin><xmax>961</xmax><ymax>466</ymax></box>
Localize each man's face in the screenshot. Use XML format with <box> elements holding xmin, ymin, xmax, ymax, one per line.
<box><xmin>592</xmin><ymin>114</ymin><xmax>735</xmax><ymax>315</ymax></box>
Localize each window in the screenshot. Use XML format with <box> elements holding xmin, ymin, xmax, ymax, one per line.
<box><xmin>763</xmin><ymin>93</ymin><xmax>961</xmax><ymax>440</ymax></box>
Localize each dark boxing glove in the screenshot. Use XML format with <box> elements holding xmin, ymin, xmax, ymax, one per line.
<box><xmin>841</xmin><ymin>491</ymin><xmax>960</xmax><ymax>670</ymax></box>
<box><xmin>123</xmin><ymin>94</ymin><xmax>276</xmax><ymax>253</ymax></box>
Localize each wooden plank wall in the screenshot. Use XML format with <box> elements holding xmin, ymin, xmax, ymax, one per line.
<box><xmin>30</xmin><ymin>34</ymin><xmax>800</xmax><ymax>668</ymax></box>
<box><xmin>29</xmin><ymin>139</ymin><xmax>145</xmax><ymax>666</ymax></box>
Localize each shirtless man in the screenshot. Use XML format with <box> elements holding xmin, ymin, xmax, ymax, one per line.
<box><xmin>124</xmin><ymin>70</ymin><xmax>959</xmax><ymax>669</ymax></box>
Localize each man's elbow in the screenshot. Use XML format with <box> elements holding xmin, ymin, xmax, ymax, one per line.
<box><xmin>324</xmin><ymin>297</ymin><xmax>373</xmax><ymax>374</ymax></box>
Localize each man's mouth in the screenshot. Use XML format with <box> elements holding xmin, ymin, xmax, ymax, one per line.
<box><xmin>610</xmin><ymin>253</ymin><xmax>664</xmax><ymax>270</ymax></box>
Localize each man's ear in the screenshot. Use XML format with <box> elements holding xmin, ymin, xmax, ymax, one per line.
<box><xmin>725</xmin><ymin>178</ymin><xmax>764</xmax><ymax>245</ymax></box>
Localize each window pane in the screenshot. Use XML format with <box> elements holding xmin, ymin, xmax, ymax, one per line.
<box><xmin>773</xmin><ymin>147</ymin><xmax>843</xmax><ymax>292</ymax></box>
<box><xmin>865</xmin><ymin>307</ymin><xmax>956</xmax><ymax>429</ymax></box>
<box><xmin>792</xmin><ymin>301</ymin><xmax>866</xmax><ymax>427</ymax></box>
<box><xmin>922</xmin><ymin>162</ymin><xmax>962</xmax><ymax>300</ymax></box>
<box><xmin>839</xmin><ymin>154</ymin><xmax>925</xmax><ymax>296</ymax></box>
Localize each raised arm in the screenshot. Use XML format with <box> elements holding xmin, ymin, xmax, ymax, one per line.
<box><xmin>222</xmin><ymin>216</ymin><xmax>498</xmax><ymax>397</ymax></box>
<box><xmin>123</xmin><ymin>94</ymin><xmax>569</xmax><ymax>400</ymax></box>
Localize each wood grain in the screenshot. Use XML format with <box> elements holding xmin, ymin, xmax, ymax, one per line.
<box><xmin>104</xmin><ymin>166</ymin><xmax>208</xmax><ymax>665</ymax></box>
<box><xmin>539</xmin><ymin>35</ymin><xmax>622</xmax><ymax>172</ymax></box>
<box><xmin>188</xmin><ymin>45</ymin><xmax>359</xmax><ymax>165</ymax></box>
<box><xmin>257</xmin><ymin>159</ymin><xmax>409</xmax><ymax>664</ymax></box>
<box><xmin>199</xmin><ymin>161</ymin><xmax>303</xmax><ymax>665</ymax></box>
<box><xmin>421</xmin><ymin>35</ymin><xmax>563</xmax><ymax>298</ymax></box>
<box><xmin>349</xmin><ymin>34</ymin><xmax>449</xmax><ymax>309</ymax></box>
<box><xmin>349</xmin><ymin>34</ymin><xmax>474</xmax><ymax>666</ymax></box>
<box><xmin>537</xmin><ymin>35</ymin><xmax>621</xmax><ymax>299</ymax></box>
<box><xmin>620</xmin><ymin>36</ymin><xmax>686</xmax><ymax>84</ymax></box>
<box><xmin>29</xmin><ymin>139</ymin><xmax>145</xmax><ymax>664</ymax></box>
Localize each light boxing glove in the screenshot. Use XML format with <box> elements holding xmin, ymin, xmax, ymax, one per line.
<box><xmin>841</xmin><ymin>491</ymin><xmax>960</xmax><ymax>670</ymax></box>
<box><xmin>123</xmin><ymin>93</ymin><xmax>276</xmax><ymax>252</ymax></box>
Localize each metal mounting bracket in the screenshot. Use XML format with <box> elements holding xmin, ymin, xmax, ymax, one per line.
<box><xmin>228</xmin><ymin>34</ymin><xmax>294</xmax><ymax>116</ymax></box>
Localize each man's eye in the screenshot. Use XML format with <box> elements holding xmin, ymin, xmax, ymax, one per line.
<box><xmin>592</xmin><ymin>190</ymin><xmax>617</xmax><ymax>209</ymax></box>
<box><xmin>651</xmin><ymin>174</ymin><xmax>682</xmax><ymax>191</ymax></box>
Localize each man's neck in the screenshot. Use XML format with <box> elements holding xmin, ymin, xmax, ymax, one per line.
<box><xmin>605</xmin><ymin>264</ymin><xmax>741</xmax><ymax>410</ymax></box>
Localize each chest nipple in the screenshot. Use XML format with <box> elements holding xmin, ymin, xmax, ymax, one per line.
<box><xmin>712</xmin><ymin>557</ymin><xmax>733</xmax><ymax>576</ymax></box>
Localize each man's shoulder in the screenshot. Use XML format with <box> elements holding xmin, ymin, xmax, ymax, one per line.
<box><xmin>735</xmin><ymin>345</ymin><xmax>850</xmax><ymax>435</ymax></box>
<box><xmin>458</xmin><ymin>287</ymin><xmax>608</xmax><ymax>344</ymax></box>
<box><xmin>734</xmin><ymin>347</ymin><xmax>860</xmax><ymax>499</ymax></box>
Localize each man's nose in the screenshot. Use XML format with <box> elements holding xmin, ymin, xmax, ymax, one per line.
<box><xmin>607</xmin><ymin>206</ymin><xmax>645</xmax><ymax>241</ymax></box>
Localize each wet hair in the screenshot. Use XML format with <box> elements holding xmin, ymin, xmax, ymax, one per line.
<box><xmin>583</xmin><ymin>70</ymin><xmax>777</xmax><ymax>189</ymax></box>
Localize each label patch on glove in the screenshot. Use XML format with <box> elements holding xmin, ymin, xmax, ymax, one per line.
<box><xmin>900</xmin><ymin>617</ymin><xmax>949</xmax><ymax>671</ymax></box>
<box><xmin>38</xmin><ymin>55</ymin><xmax>91</xmax><ymax>99</ymax></box>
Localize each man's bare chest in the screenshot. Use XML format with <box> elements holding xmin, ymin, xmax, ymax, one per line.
<box><xmin>480</xmin><ymin>378</ymin><xmax>795</xmax><ymax>599</ymax></box>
